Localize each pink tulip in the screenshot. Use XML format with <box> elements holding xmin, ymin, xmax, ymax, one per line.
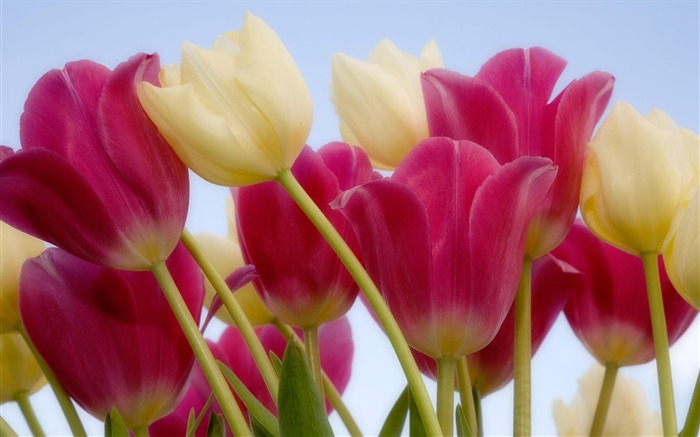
<box><xmin>552</xmin><ymin>221</ymin><xmax>697</xmax><ymax>366</ymax></box>
<box><xmin>19</xmin><ymin>244</ymin><xmax>203</xmax><ymax>429</ymax></box>
<box><xmin>422</xmin><ymin>48</ymin><xmax>614</xmax><ymax>257</ymax></box>
<box><xmin>151</xmin><ymin>317</ymin><xmax>353</xmax><ymax>435</ymax></box>
<box><xmin>0</xmin><ymin>53</ymin><xmax>188</xmax><ymax>271</ymax></box>
<box><xmin>235</xmin><ymin>142</ymin><xmax>378</xmax><ymax>328</ymax></box>
<box><xmin>335</xmin><ymin>137</ymin><xmax>556</xmax><ymax>359</ymax></box>
<box><xmin>413</xmin><ymin>254</ymin><xmax>579</xmax><ymax>395</ymax></box>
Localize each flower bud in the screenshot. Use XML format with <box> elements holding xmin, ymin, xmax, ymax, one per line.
<box><xmin>0</xmin><ymin>332</ymin><xmax>45</xmax><ymax>404</ymax></box>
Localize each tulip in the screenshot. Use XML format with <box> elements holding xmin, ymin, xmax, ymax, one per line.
<box><xmin>553</xmin><ymin>221</ymin><xmax>697</xmax><ymax>366</ymax></box>
<box><xmin>331</xmin><ymin>39</ymin><xmax>443</xmax><ymax>169</ymax></box>
<box><xmin>423</xmin><ymin>47</ymin><xmax>614</xmax><ymax>258</ymax></box>
<box><xmin>335</xmin><ymin>137</ymin><xmax>556</xmax><ymax>359</ymax></box>
<box><xmin>580</xmin><ymin>102</ymin><xmax>699</xmax><ymax>256</ymax></box>
<box><xmin>664</xmin><ymin>189</ymin><xmax>700</xmax><ymax>310</ymax></box>
<box><xmin>19</xmin><ymin>244</ymin><xmax>204</xmax><ymax>430</ymax></box>
<box><xmin>0</xmin><ymin>54</ymin><xmax>189</xmax><ymax>271</ymax></box>
<box><xmin>0</xmin><ymin>222</ymin><xmax>45</xmax><ymax>333</ymax></box>
<box><xmin>138</xmin><ymin>12</ymin><xmax>312</xmax><ymax>187</ymax></box>
<box><xmin>553</xmin><ymin>364</ymin><xmax>662</xmax><ymax>436</ymax></box>
<box><xmin>151</xmin><ymin>317</ymin><xmax>353</xmax><ymax>435</ymax></box>
<box><xmin>412</xmin><ymin>254</ymin><xmax>579</xmax><ymax>396</ymax></box>
<box><xmin>0</xmin><ymin>332</ymin><xmax>45</xmax><ymax>404</ymax></box>
<box><xmin>235</xmin><ymin>142</ymin><xmax>377</xmax><ymax>329</ymax></box>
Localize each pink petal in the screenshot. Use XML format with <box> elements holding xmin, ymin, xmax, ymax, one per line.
<box><xmin>202</xmin><ymin>265</ymin><xmax>257</xmax><ymax>333</ymax></box>
<box><xmin>475</xmin><ymin>47</ymin><xmax>566</xmax><ymax>157</ymax></box>
<box><xmin>466</xmin><ymin>155</ymin><xmax>557</xmax><ymax>350</ymax></box>
<box><xmin>422</xmin><ymin>69</ymin><xmax>519</xmax><ymax>163</ymax></box>
<box><xmin>317</xmin><ymin>142</ymin><xmax>380</xmax><ymax>190</ymax></box>
<box><xmin>19</xmin><ymin>244</ymin><xmax>203</xmax><ymax>427</ymax></box>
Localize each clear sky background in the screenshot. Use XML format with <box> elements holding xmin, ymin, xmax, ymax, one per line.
<box><xmin>1</xmin><ymin>1</ymin><xmax>698</xmax><ymax>436</ymax></box>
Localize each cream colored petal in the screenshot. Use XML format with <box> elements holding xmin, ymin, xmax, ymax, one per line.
<box><xmin>664</xmin><ymin>189</ymin><xmax>700</xmax><ymax>310</ymax></box>
<box><xmin>233</xmin><ymin>12</ymin><xmax>312</xmax><ymax>170</ymax></box>
<box><xmin>195</xmin><ymin>233</ymin><xmax>274</xmax><ymax>326</ymax></box>
<box><xmin>0</xmin><ymin>333</ymin><xmax>45</xmax><ymax>403</ymax></box>
<box><xmin>0</xmin><ymin>223</ymin><xmax>45</xmax><ymax>333</ymax></box>
<box><xmin>585</xmin><ymin>101</ymin><xmax>684</xmax><ymax>254</ymax></box>
<box><xmin>158</xmin><ymin>64</ymin><xmax>182</xmax><ymax>87</ymax></box>
<box><xmin>332</xmin><ymin>53</ymin><xmax>425</xmax><ymax>169</ymax></box>
<box><xmin>225</xmin><ymin>196</ymin><xmax>239</xmax><ymax>243</ymax></box>
<box><xmin>420</xmin><ymin>39</ymin><xmax>444</xmax><ymax>70</ymax></box>
<box><xmin>137</xmin><ymin>82</ymin><xmax>277</xmax><ymax>186</ymax></box>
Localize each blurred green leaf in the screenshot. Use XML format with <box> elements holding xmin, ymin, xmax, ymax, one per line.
<box><xmin>408</xmin><ymin>389</ymin><xmax>427</xmax><ymax>437</ymax></box>
<box><xmin>187</xmin><ymin>391</ymin><xmax>216</xmax><ymax>437</ymax></box>
<box><xmin>206</xmin><ymin>413</ymin><xmax>225</xmax><ymax>437</ymax></box>
<box><xmin>455</xmin><ymin>404</ymin><xmax>472</xmax><ymax>437</ymax></box>
<box><xmin>270</xmin><ymin>351</ymin><xmax>282</xmax><ymax>376</ymax></box>
<box><xmin>218</xmin><ymin>360</ymin><xmax>280</xmax><ymax>437</ymax></box>
<box><xmin>378</xmin><ymin>386</ymin><xmax>409</xmax><ymax>437</ymax></box>
<box><xmin>278</xmin><ymin>338</ymin><xmax>334</xmax><ymax>437</ymax></box>
<box><xmin>104</xmin><ymin>407</ymin><xmax>128</xmax><ymax>437</ymax></box>
<box><xmin>251</xmin><ymin>412</ymin><xmax>277</xmax><ymax>437</ymax></box>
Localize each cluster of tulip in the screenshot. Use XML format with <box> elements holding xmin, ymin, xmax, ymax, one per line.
<box><xmin>1</xmin><ymin>11</ymin><xmax>698</xmax><ymax>437</ymax></box>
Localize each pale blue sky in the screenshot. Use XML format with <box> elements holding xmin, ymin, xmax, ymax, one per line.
<box><xmin>1</xmin><ymin>1</ymin><xmax>698</xmax><ymax>436</ymax></box>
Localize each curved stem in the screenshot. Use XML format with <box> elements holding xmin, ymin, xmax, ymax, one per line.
<box><xmin>272</xmin><ymin>319</ymin><xmax>363</xmax><ymax>437</ymax></box>
<box><xmin>17</xmin><ymin>325</ymin><xmax>86</xmax><ymax>437</ymax></box>
<box><xmin>457</xmin><ymin>357</ymin><xmax>478</xmax><ymax>436</ymax></box>
<box><xmin>150</xmin><ymin>261</ymin><xmax>251</xmax><ymax>437</ymax></box>
<box><xmin>641</xmin><ymin>253</ymin><xmax>677</xmax><ymax>436</ymax></box>
<box><xmin>514</xmin><ymin>257</ymin><xmax>532</xmax><ymax>437</ymax></box>
<box><xmin>303</xmin><ymin>327</ymin><xmax>325</xmax><ymax>404</ymax></box>
<box><xmin>181</xmin><ymin>229</ymin><xmax>280</xmax><ymax>403</ymax></box>
<box><xmin>680</xmin><ymin>369</ymin><xmax>700</xmax><ymax>437</ymax></box>
<box><xmin>437</xmin><ymin>358</ymin><xmax>457</xmax><ymax>436</ymax></box>
<box><xmin>589</xmin><ymin>363</ymin><xmax>618</xmax><ymax>436</ymax></box>
<box><xmin>276</xmin><ymin>169</ymin><xmax>442</xmax><ymax>436</ymax></box>
<box><xmin>0</xmin><ymin>416</ymin><xmax>18</xmax><ymax>437</ymax></box>
<box><xmin>14</xmin><ymin>392</ymin><xmax>44</xmax><ymax>437</ymax></box>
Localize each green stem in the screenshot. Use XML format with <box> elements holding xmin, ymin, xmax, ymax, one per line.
<box><xmin>132</xmin><ymin>424</ymin><xmax>149</xmax><ymax>437</ymax></box>
<box><xmin>14</xmin><ymin>392</ymin><xmax>44</xmax><ymax>437</ymax></box>
<box><xmin>303</xmin><ymin>327</ymin><xmax>325</xmax><ymax>404</ymax></box>
<box><xmin>273</xmin><ymin>320</ymin><xmax>363</xmax><ymax>437</ymax></box>
<box><xmin>150</xmin><ymin>261</ymin><xmax>251</xmax><ymax>437</ymax></box>
<box><xmin>457</xmin><ymin>357</ymin><xmax>478</xmax><ymax>436</ymax></box>
<box><xmin>680</xmin><ymin>369</ymin><xmax>700</xmax><ymax>437</ymax></box>
<box><xmin>589</xmin><ymin>363</ymin><xmax>618</xmax><ymax>436</ymax></box>
<box><xmin>0</xmin><ymin>416</ymin><xmax>18</xmax><ymax>437</ymax></box>
<box><xmin>514</xmin><ymin>257</ymin><xmax>532</xmax><ymax>437</ymax></box>
<box><xmin>276</xmin><ymin>169</ymin><xmax>442</xmax><ymax>436</ymax></box>
<box><xmin>181</xmin><ymin>229</ymin><xmax>280</xmax><ymax>403</ymax></box>
<box><xmin>17</xmin><ymin>325</ymin><xmax>86</xmax><ymax>437</ymax></box>
<box><xmin>437</xmin><ymin>358</ymin><xmax>457</xmax><ymax>436</ymax></box>
<box><xmin>641</xmin><ymin>253</ymin><xmax>677</xmax><ymax>436</ymax></box>
<box><xmin>473</xmin><ymin>386</ymin><xmax>483</xmax><ymax>437</ymax></box>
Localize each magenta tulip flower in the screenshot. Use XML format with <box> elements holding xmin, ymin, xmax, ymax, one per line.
<box><xmin>335</xmin><ymin>137</ymin><xmax>556</xmax><ymax>359</ymax></box>
<box><xmin>151</xmin><ymin>317</ymin><xmax>353</xmax><ymax>435</ymax></box>
<box><xmin>552</xmin><ymin>221</ymin><xmax>697</xmax><ymax>366</ymax></box>
<box><xmin>413</xmin><ymin>254</ymin><xmax>579</xmax><ymax>395</ymax></box>
<box><xmin>0</xmin><ymin>53</ymin><xmax>188</xmax><ymax>271</ymax></box>
<box><xmin>422</xmin><ymin>48</ymin><xmax>614</xmax><ymax>258</ymax></box>
<box><xmin>235</xmin><ymin>142</ymin><xmax>378</xmax><ymax>328</ymax></box>
<box><xmin>19</xmin><ymin>244</ymin><xmax>204</xmax><ymax>430</ymax></box>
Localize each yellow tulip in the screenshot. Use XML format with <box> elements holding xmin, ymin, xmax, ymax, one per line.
<box><xmin>553</xmin><ymin>364</ymin><xmax>662</xmax><ymax>436</ymax></box>
<box><xmin>0</xmin><ymin>332</ymin><xmax>45</xmax><ymax>403</ymax></box>
<box><xmin>580</xmin><ymin>101</ymin><xmax>699</xmax><ymax>255</ymax></box>
<box><xmin>138</xmin><ymin>12</ymin><xmax>312</xmax><ymax>187</ymax></box>
<box><xmin>331</xmin><ymin>39</ymin><xmax>443</xmax><ymax>170</ymax></box>
<box><xmin>0</xmin><ymin>222</ymin><xmax>45</xmax><ymax>333</ymax></box>
<box><xmin>663</xmin><ymin>189</ymin><xmax>700</xmax><ymax>310</ymax></box>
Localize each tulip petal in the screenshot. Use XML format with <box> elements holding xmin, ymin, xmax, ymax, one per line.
<box><xmin>234</xmin><ymin>13</ymin><xmax>311</xmax><ymax>168</ymax></box>
<box><xmin>421</xmin><ymin>69</ymin><xmax>519</xmax><ymax>164</ymax></box>
<box><xmin>0</xmin><ymin>149</ymin><xmax>146</xmax><ymax>269</ymax></box>
<box><xmin>317</xmin><ymin>142</ymin><xmax>379</xmax><ymax>191</ymax></box>
<box><xmin>475</xmin><ymin>47</ymin><xmax>567</xmax><ymax>156</ymax></box>
<box><xmin>467</xmin><ymin>155</ymin><xmax>557</xmax><ymax>350</ymax></box>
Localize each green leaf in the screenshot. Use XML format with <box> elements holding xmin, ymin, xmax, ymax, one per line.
<box><xmin>251</xmin><ymin>411</ymin><xmax>277</xmax><ymax>437</ymax></box>
<box><xmin>187</xmin><ymin>392</ymin><xmax>216</xmax><ymax>437</ymax></box>
<box><xmin>104</xmin><ymin>407</ymin><xmax>129</xmax><ymax>437</ymax></box>
<box><xmin>278</xmin><ymin>338</ymin><xmax>334</xmax><ymax>437</ymax></box>
<box><xmin>269</xmin><ymin>351</ymin><xmax>282</xmax><ymax>376</ymax></box>
<box><xmin>378</xmin><ymin>386</ymin><xmax>409</xmax><ymax>437</ymax></box>
<box><xmin>455</xmin><ymin>404</ymin><xmax>472</xmax><ymax>437</ymax></box>
<box><xmin>408</xmin><ymin>389</ymin><xmax>427</xmax><ymax>437</ymax></box>
<box><xmin>218</xmin><ymin>360</ymin><xmax>280</xmax><ymax>437</ymax></box>
<box><xmin>206</xmin><ymin>413</ymin><xmax>225</xmax><ymax>437</ymax></box>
